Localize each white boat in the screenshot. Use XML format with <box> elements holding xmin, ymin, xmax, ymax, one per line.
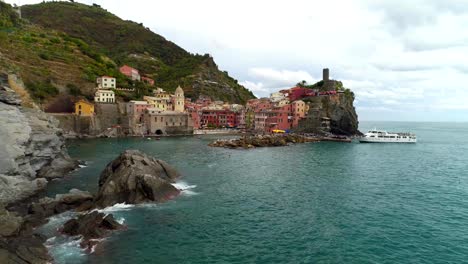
<box><xmin>359</xmin><ymin>129</ymin><xmax>417</xmax><ymax>143</ymax></box>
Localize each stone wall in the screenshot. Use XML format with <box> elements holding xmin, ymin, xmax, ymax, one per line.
<box><xmin>50</xmin><ymin>114</ymin><xmax>97</xmax><ymax>136</ymax></box>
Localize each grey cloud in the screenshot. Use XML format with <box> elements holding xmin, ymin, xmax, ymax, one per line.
<box><xmin>372</xmin><ymin>63</ymin><xmax>439</xmax><ymax>72</ymax></box>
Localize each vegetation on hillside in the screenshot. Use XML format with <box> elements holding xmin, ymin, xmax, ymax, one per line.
<box><xmin>296</xmin><ymin>79</ymin><xmax>354</xmax><ymax>99</ymax></box>
<box><xmin>0</xmin><ymin>2</ymin><xmax>21</xmax><ymax>28</ymax></box>
<box><xmin>22</xmin><ymin>1</ymin><xmax>255</xmax><ymax>103</ymax></box>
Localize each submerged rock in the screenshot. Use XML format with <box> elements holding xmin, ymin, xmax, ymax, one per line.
<box><xmin>94</xmin><ymin>150</ymin><xmax>180</xmax><ymax>208</ymax></box>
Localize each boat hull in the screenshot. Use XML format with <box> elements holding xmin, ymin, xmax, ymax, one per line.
<box><xmin>359</xmin><ymin>137</ymin><xmax>417</xmax><ymax>143</ymax></box>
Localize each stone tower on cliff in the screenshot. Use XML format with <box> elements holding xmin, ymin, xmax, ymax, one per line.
<box><xmin>174</xmin><ymin>86</ymin><xmax>185</xmax><ymax>112</ymax></box>
<box><xmin>323</xmin><ymin>68</ymin><xmax>329</xmax><ymax>82</ymax></box>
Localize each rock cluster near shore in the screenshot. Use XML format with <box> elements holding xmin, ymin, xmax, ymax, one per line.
<box><xmin>209</xmin><ymin>134</ymin><xmax>319</xmax><ymax>149</ymax></box>
<box><xmin>61</xmin><ymin>211</ymin><xmax>125</xmax><ymax>251</ymax></box>
<box><xmin>1</xmin><ymin>74</ymin><xmax>184</xmax><ymax>261</ymax></box>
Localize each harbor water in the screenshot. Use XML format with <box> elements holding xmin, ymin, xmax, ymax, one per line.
<box><xmin>43</xmin><ymin>121</ymin><xmax>468</xmax><ymax>263</ymax></box>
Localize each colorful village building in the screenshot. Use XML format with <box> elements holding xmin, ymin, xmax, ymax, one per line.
<box><xmin>96</xmin><ymin>76</ymin><xmax>116</xmax><ymax>89</ymax></box>
<box><xmin>119</xmin><ymin>65</ymin><xmax>141</xmax><ymax>81</ymax></box>
<box><xmin>94</xmin><ymin>89</ymin><xmax>115</xmax><ymax>103</ymax></box>
<box><xmin>74</xmin><ymin>99</ymin><xmax>94</xmax><ymax>116</ymax></box>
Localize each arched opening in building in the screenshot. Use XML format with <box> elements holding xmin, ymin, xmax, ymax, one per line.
<box><xmin>155</xmin><ymin>129</ymin><xmax>163</xmax><ymax>135</ymax></box>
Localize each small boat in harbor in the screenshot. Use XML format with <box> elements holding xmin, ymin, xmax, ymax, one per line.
<box><xmin>359</xmin><ymin>129</ymin><xmax>417</xmax><ymax>143</ymax></box>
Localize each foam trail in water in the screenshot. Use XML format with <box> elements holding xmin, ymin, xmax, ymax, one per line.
<box><xmin>46</xmin><ymin>236</ymin><xmax>86</xmax><ymax>263</ymax></box>
<box><xmin>97</xmin><ymin>203</ymin><xmax>135</xmax><ymax>213</ymax></box>
<box><xmin>172</xmin><ymin>181</ymin><xmax>199</xmax><ymax>196</ymax></box>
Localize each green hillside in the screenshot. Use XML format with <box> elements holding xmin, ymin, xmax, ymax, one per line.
<box><xmin>21</xmin><ymin>1</ymin><xmax>255</xmax><ymax>103</ymax></box>
<box><xmin>0</xmin><ymin>1</ymin><xmax>129</xmax><ymax>108</ymax></box>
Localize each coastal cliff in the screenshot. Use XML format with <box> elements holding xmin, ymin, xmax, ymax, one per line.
<box><xmin>296</xmin><ymin>92</ymin><xmax>360</xmax><ymax>136</ymax></box>
<box><xmin>0</xmin><ymin>73</ymin><xmax>77</xmax><ymax>206</ymax></box>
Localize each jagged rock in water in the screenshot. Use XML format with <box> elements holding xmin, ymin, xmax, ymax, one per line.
<box><xmin>61</xmin><ymin>211</ymin><xmax>125</xmax><ymax>251</ymax></box>
<box><xmin>94</xmin><ymin>150</ymin><xmax>181</xmax><ymax>208</ymax></box>
<box><xmin>28</xmin><ymin>189</ymin><xmax>94</xmax><ymax>222</ymax></box>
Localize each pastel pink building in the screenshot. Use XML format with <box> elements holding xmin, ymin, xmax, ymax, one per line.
<box><xmin>127</xmin><ymin>101</ymin><xmax>150</xmax><ymax>121</ymax></box>
<box><xmin>119</xmin><ymin>65</ymin><xmax>141</xmax><ymax>81</ymax></box>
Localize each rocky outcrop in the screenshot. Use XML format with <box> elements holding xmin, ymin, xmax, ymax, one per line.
<box><xmin>0</xmin><ymin>74</ymin><xmax>78</xmax><ymax>205</ymax></box>
<box><xmin>0</xmin><ymin>207</ymin><xmax>51</xmax><ymax>264</ymax></box>
<box><xmin>209</xmin><ymin>134</ymin><xmax>319</xmax><ymax>149</ymax></box>
<box><xmin>61</xmin><ymin>211</ymin><xmax>125</xmax><ymax>251</ymax></box>
<box><xmin>0</xmin><ymin>233</ymin><xmax>51</xmax><ymax>264</ymax></box>
<box><xmin>296</xmin><ymin>93</ymin><xmax>361</xmax><ymax>136</ymax></box>
<box><xmin>94</xmin><ymin>150</ymin><xmax>180</xmax><ymax>208</ymax></box>
<box><xmin>28</xmin><ymin>189</ymin><xmax>94</xmax><ymax>222</ymax></box>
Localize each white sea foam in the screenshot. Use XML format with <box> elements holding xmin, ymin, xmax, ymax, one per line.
<box><xmin>46</xmin><ymin>235</ymin><xmax>86</xmax><ymax>262</ymax></box>
<box><xmin>78</xmin><ymin>164</ymin><xmax>87</xmax><ymax>168</ymax></box>
<box><xmin>116</xmin><ymin>217</ymin><xmax>126</xmax><ymax>225</ymax></box>
<box><xmin>97</xmin><ymin>203</ymin><xmax>135</xmax><ymax>213</ymax></box>
<box><xmin>172</xmin><ymin>181</ymin><xmax>199</xmax><ymax>196</ymax></box>
<box><xmin>172</xmin><ymin>181</ymin><xmax>197</xmax><ymax>190</ymax></box>
<box><xmin>88</xmin><ymin>238</ymin><xmax>107</xmax><ymax>254</ymax></box>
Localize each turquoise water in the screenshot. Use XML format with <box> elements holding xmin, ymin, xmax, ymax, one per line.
<box><xmin>44</xmin><ymin>122</ymin><xmax>468</xmax><ymax>263</ymax></box>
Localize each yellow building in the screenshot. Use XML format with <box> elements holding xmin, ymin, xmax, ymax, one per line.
<box><xmin>75</xmin><ymin>99</ymin><xmax>94</xmax><ymax>116</ymax></box>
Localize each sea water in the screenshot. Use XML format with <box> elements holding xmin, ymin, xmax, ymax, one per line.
<box><xmin>43</xmin><ymin>122</ymin><xmax>468</xmax><ymax>263</ymax></box>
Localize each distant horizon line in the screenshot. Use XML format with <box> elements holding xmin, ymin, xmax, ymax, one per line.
<box><xmin>359</xmin><ymin>120</ymin><xmax>468</xmax><ymax>123</ymax></box>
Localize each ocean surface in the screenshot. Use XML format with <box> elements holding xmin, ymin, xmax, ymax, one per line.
<box><xmin>41</xmin><ymin>121</ymin><xmax>468</xmax><ymax>263</ymax></box>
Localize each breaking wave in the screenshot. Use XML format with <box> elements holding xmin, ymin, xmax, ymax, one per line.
<box><xmin>172</xmin><ymin>181</ymin><xmax>199</xmax><ymax>196</ymax></box>
<box><xmin>97</xmin><ymin>203</ymin><xmax>135</xmax><ymax>213</ymax></box>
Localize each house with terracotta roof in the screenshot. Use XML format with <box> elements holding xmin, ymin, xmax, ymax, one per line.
<box><xmin>119</xmin><ymin>65</ymin><xmax>141</xmax><ymax>81</ymax></box>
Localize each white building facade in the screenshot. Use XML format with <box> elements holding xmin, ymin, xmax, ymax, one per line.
<box><xmin>96</xmin><ymin>76</ymin><xmax>116</xmax><ymax>89</ymax></box>
<box><xmin>94</xmin><ymin>89</ymin><xmax>115</xmax><ymax>103</ymax></box>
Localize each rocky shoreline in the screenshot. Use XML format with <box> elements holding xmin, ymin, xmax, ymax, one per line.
<box><xmin>208</xmin><ymin>133</ymin><xmax>351</xmax><ymax>149</ymax></box>
<box><xmin>1</xmin><ymin>78</ymin><xmax>185</xmax><ymax>262</ymax></box>
<box><xmin>1</xmin><ymin>148</ymin><xmax>183</xmax><ymax>263</ymax></box>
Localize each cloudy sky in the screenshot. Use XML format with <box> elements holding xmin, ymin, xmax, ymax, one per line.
<box><xmin>7</xmin><ymin>0</ymin><xmax>468</xmax><ymax>121</ymax></box>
